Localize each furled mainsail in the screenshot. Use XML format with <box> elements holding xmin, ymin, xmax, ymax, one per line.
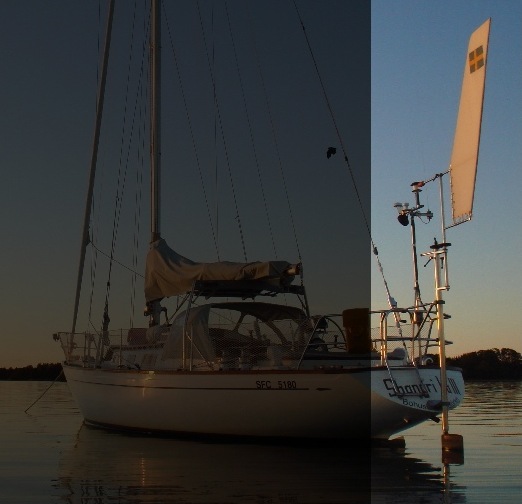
<box><xmin>145</xmin><ymin>238</ymin><xmax>297</xmax><ymax>300</ymax></box>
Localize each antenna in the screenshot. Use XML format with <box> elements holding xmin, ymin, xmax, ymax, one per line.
<box><xmin>394</xmin><ymin>183</ymin><xmax>434</xmax><ymax>310</ymax></box>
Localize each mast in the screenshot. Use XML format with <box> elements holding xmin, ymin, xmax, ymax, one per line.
<box><xmin>71</xmin><ymin>0</ymin><xmax>115</xmax><ymax>335</ymax></box>
<box><xmin>150</xmin><ymin>0</ymin><xmax>161</xmax><ymax>243</ymax></box>
<box><xmin>146</xmin><ymin>0</ymin><xmax>164</xmax><ymax>326</ymax></box>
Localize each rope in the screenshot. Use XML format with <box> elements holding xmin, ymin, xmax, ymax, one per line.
<box><xmin>24</xmin><ymin>369</ymin><xmax>65</xmax><ymax>414</ymax></box>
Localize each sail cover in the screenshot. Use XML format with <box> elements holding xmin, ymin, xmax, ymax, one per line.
<box><xmin>145</xmin><ymin>238</ymin><xmax>296</xmax><ymax>301</ymax></box>
<box><xmin>449</xmin><ymin>18</ymin><xmax>490</xmax><ymax>226</ymax></box>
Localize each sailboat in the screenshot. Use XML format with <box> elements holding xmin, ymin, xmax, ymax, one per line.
<box><xmin>55</xmin><ymin>2</ymin><xmax>489</xmax><ymax>442</ymax></box>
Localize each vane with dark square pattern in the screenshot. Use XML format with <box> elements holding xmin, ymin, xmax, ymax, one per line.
<box><xmin>468</xmin><ymin>45</ymin><xmax>484</xmax><ymax>73</ymax></box>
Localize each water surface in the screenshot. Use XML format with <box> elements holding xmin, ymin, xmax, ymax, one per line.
<box><xmin>0</xmin><ymin>381</ymin><xmax>520</xmax><ymax>503</ymax></box>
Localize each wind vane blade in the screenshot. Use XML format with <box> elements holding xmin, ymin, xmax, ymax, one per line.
<box><xmin>449</xmin><ymin>18</ymin><xmax>490</xmax><ymax>227</ymax></box>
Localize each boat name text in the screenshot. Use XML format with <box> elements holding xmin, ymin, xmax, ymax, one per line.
<box><xmin>383</xmin><ymin>376</ymin><xmax>461</xmax><ymax>398</ymax></box>
<box><xmin>383</xmin><ymin>378</ymin><xmax>436</xmax><ymax>397</ymax></box>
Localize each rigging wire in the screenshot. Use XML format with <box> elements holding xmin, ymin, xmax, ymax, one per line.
<box><xmin>224</xmin><ymin>1</ymin><xmax>278</xmax><ymax>258</ymax></box>
<box><xmin>292</xmin><ymin>2</ymin><xmax>372</xmax><ymax>249</ymax></box>
<box><xmin>104</xmin><ymin>0</ymin><xmax>140</xmax><ymax>311</ymax></box>
<box><xmin>196</xmin><ymin>0</ymin><xmax>248</xmax><ymax>261</ymax></box>
<box><xmin>91</xmin><ymin>242</ymin><xmax>144</xmax><ymax>278</ymax></box>
<box><xmin>163</xmin><ymin>3</ymin><xmax>221</xmax><ymax>260</ymax></box>
<box><xmin>102</xmin><ymin>1</ymin><xmax>150</xmax><ymax>332</ymax></box>
<box><xmin>87</xmin><ymin>0</ymin><xmax>104</xmax><ymax>332</ymax></box>
<box><xmin>211</xmin><ymin>6</ymin><xmax>220</xmax><ymax>257</ymax></box>
<box><xmin>129</xmin><ymin>110</ymin><xmax>147</xmax><ymax>328</ymax></box>
<box><xmin>129</xmin><ymin>12</ymin><xmax>150</xmax><ymax>329</ymax></box>
<box><xmin>292</xmin><ymin>2</ymin><xmax>397</xmax><ymax>311</ymax></box>
<box><xmin>244</xmin><ymin>3</ymin><xmax>303</xmax><ymax>263</ymax></box>
<box><xmin>129</xmin><ymin>149</ymin><xmax>145</xmax><ymax>329</ymax></box>
<box><xmin>73</xmin><ymin>0</ymin><xmax>115</xmax><ymax>336</ymax></box>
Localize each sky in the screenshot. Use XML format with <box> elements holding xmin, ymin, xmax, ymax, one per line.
<box><xmin>371</xmin><ymin>0</ymin><xmax>522</xmax><ymax>357</ymax></box>
<box><xmin>0</xmin><ymin>0</ymin><xmax>520</xmax><ymax>367</ymax></box>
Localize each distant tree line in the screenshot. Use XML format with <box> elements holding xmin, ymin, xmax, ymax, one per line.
<box><xmin>447</xmin><ymin>348</ymin><xmax>522</xmax><ymax>380</ymax></box>
<box><xmin>0</xmin><ymin>362</ymin><xmax>64</xmax><ymax>381</ymax></box>
<box><xmin>0</xmin><ymin>348</ymin><xmax>521</xmax><ymax>380</ymax></box>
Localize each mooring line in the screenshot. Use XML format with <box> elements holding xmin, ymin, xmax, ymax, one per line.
<box><xmin>24</xmin><ymin>369</ymin><xmax>64</xmax><ymax>414</ymax></box>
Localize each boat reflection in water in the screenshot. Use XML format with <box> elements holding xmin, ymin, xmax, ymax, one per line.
<box><xmin>54</xmin><ymin>425</ymin><xmax>466</xmax><ymax>503</ymax></box>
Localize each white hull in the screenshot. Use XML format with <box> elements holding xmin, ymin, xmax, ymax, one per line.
<box><xmin>63</xmin><ymin>364</ymin><xmax>464</xmax><ymax>440</ymax></box>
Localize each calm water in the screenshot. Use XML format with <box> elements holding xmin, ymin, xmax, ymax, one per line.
<box><xmin>0</xmin><ymin>381</ymin><xmax>520</xmax><ymax>503</ymax></box>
